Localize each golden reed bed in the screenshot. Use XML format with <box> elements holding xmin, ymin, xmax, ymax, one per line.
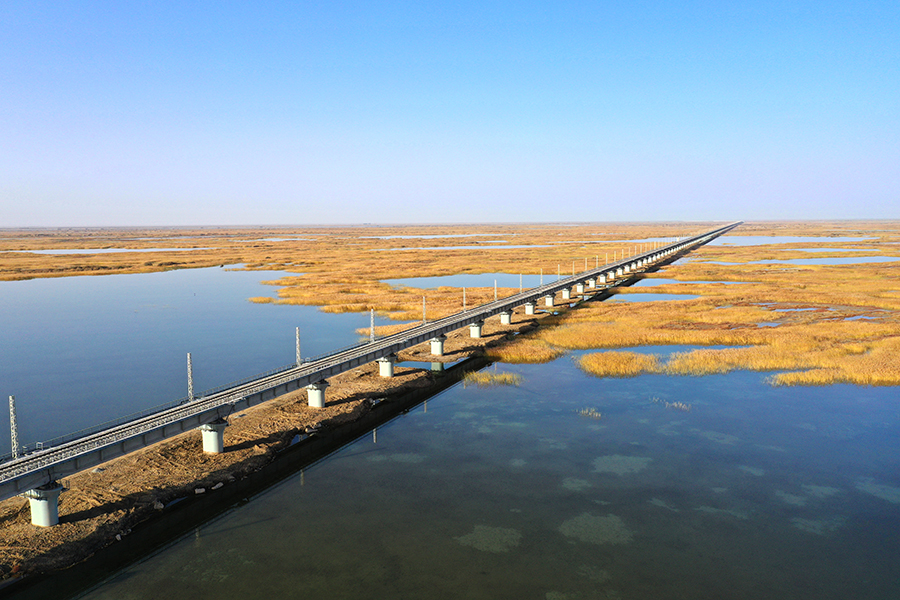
<box><xmin>2</xmin><ymin>220</ymin><xmax>899</xmax><ymax>386</ymax></box>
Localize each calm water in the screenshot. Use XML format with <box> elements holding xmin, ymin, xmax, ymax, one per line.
<box><xmin>78</xmin><ymin>359</ymin><xmax>900</xmax><ymax>600</ymax></box>
<box><xmin>710</xmin><ymin>236</ymin><xmax>873</xmax><ymax>246</ymax></box>
<box><xmin>0</xmin><ymin>267</ymin><xmax>392</xmax><ymax>453</ymax></box>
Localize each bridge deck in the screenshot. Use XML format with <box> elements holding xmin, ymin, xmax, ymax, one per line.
<box><xmin>0</xmin><ymin>222</ymin><xmax>741</xmax><ymax>500</ymax></box>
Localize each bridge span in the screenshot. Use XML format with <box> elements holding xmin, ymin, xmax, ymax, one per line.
<box><xmin>1</xmin><ymin>221</ymin><xmax>741</xmax><ymax>525</ymax></box>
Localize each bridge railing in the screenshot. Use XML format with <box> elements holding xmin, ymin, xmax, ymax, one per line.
<box><xmin>0</xmin><ymin>222</ymin><xmax>742</xmax><ymax>467</ymax></box>
<box><xmin>0</xmin><ymin>360</ymin><xmax>301</xmax><ymax>465</ymax></box>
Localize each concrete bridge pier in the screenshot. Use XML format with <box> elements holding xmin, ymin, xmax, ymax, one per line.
<box><xmin>378</xmin><ymin>354</ymin><xmax>397</xmax><ymax>377</ymax></box>
<box><xmin>199</xmin><ymin>419</ymin><xmax>228</xmax><ymax>453</ymax></box>
<box><xmin>499</xmin><ymin>311</ymin><xmax>512</xmax><ymax>325</ymax></box>
<box><xmin>430</xmin><ymin>335</ymin><xmax>446</xmax><ymax>356</ymax></box>
<box><xmin>576</xmin><ymin>283</ymin><xmax>585</xmax><ymax>294</ymax></box>
<box><xmin>605</xmin><ymin>272</ymin><xmax>615</xmax><ymax>283</ymax></box>
<box><xmin>587</xmin><ymin>278</ymin><xmax>596</xmax><ymax>288</ymax></box>
<box><xmin>524</xmin><ymin>302</ymin><xmax>535</xmax><ymax>315</ymax></box>
<box><xmin>306</xmin><ymin>380</ymin><xmax>329</xmax><ymax>408</ymax></box>
<box><xmin>561</xmin><ymin>288</ymin><xmax>571</xmax><ymax>300</ymax></box>
<box><xmin>616</xmin><ymin>267</ymin><xmax>624</xmax><ymax>277</ymax></box>
<box><xmin>469</xmin><ymin>320</ymin><xmax>484</xmax><ymax>338</ymax></box>
<box><xmin>544</xmin><ymin>295</ymin><xmax>555</xmax><ymax>307</ymax></box>
<box><xmin>25</xmin><ymin>482</ymin><xmax>64</xmax><ymax>527</ymax></box>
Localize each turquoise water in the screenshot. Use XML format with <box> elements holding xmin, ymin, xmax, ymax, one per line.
<box><xmin>78</xmin><ymin>359</ymin><xmax>900</xmax><ymax>600</ymax></box>
<box><xmin>0</xmin><ymin>267</ymin><xmax>392</xmax><ymax>453</ymax></box>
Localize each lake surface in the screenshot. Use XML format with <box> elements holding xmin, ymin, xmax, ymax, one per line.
<box><xmin>710</xmin><ymin>236</ymin><xmax>874</xmax><ymax>246</ymax></box>
<box><xmin>78</xmin><ymin>360</ymin><xmax>900</xmax><ymax>600</ymax></box>
<box><xmin>0</xmin><ymin>267</ymin><xmax>393</xmax><ymax>454</ymax></box>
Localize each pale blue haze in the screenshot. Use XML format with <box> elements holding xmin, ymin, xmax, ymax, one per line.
<box><xmin>1</xmin><ymin>1</ymin><xmax>897</xmax><ymax>225</ymax></box>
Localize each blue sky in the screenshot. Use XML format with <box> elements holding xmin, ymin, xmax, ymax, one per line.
<box><xmin>2</xmin><ymin>1</ymin><xmax>897</xmax><ymax>226</ymax></box>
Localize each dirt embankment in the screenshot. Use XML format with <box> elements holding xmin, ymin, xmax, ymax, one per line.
<box><xmin>0</xmin><ymin>310</ymin><xmax>548</xmax><ymax>584</ymax></box>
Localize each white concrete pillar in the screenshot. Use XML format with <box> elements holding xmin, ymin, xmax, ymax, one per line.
<box><xmin>306</xmin><ymin>380</ymin><xmax>329</xmax><ymax>408</ymax></box>
<box><xmin>561</xmin><ymin>288</ymin><xmax>571</xmax><ymax>300</ymax></box>
<box><xmin>25</xmin><ymin>482</ymin><xmax>64</xmax><ymax>527</ymax></box>
<box><xmin>606</xmin><ymin>272</ymin><xmax>615</xmax><ymax>283</ymax></box>
<box><xmin>199</xmin><ymin>419</ymin><xmax>227</xmax><ymax>453</ymax></box>
<box><xmin>524</xmin><ymin>302</ymin><xmax>536</xmax><ymax>315</ymax></box>
<box><xmin>469</xmin><ymin>321</ymin><xmax>484</xmax><ymax>338</ymax></box>
<box><xmin>576</xmin><ymin>283</ymin><xmax>585</xmax><ymax>294</ymax></box>
<box><xmin>623</xmin><ymin>264</ymin><xmax>630</xmax><ymax>274</ymax></box>
<box><xmin>587</xmin><ymin>278</ymin><xmax>596</xmax><ymax>288</ymax></box>
<box><xmin>499</xmin><ymin>311</ymin><xmax>512</xmax><ymax>325</ymax></box>
<box><xmin>377</xmin><ymin>354</ymin><xmax>397</xmax><ymax>377</ymax></box>
<box><xmin>430</xmin><ymin>335</ymin><xmax>446</xmax><ymax>356</ymax></box>
<box><xmin>544</xmin><ymin>295</ymin><xmax>555</xmax><ymax>307</ymax></box>
<box><xmin>616</xmin><ymin>267</ymin><xmax>624</xmax><ymax>277</ymax></box>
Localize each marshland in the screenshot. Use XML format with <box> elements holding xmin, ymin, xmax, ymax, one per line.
<box><xmin>1</xmin><ymin>220</ymin><xmax>899</xmax><ymax>600</ymax></box>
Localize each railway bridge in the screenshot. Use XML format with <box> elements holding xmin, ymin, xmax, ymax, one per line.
<box><xmin>1</xmin><ymin>221</ymin><xmax>741</xmax><ymax>526</ymax></box>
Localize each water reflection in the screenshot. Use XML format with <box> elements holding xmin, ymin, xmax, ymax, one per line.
<box><xmin>0</xmin><ymin>267</ymin><xmax>393</xmax><ymax>451</ymax></box>
<box><xmin>78</xmin><ymin>361</ymin><xmax>900</xmax><ymax>600</ymax></box>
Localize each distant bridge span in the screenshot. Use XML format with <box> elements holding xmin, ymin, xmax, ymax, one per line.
<box><xmin>1</xmin><ymin>221</ymin><xmax>742</xmax><ymax>524</ymax></box>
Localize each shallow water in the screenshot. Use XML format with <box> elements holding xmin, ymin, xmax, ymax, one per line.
<box><xmin>0</xmin><ymin>267</ymin><xmax>392</xmax><ymax>453</ymax></box>
<box><xmin>78</xmin><ymin>360</ymin><xmax>900</xmax><ymax>600</ymax></box>
<box><xmin>709</xmin><ymin>236</ymin><xmax>874</xmax><ymax>246</ymax></box>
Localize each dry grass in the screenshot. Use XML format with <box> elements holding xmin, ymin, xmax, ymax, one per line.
<box><xmin>3</xmin><ymin>220</ymin><xmax>899</xmax><ymax>386</ymax></box>
<box><xmin>485</xmin><ymin>337</ymin><xmax>566</xmax><ymax>363</ymax></box>
<box><xmin>542</xmin><ymin>222</ymin><xmax>900</xmax><ymax>386</ymax></box>
<box><xmin>462</xmin><ymin>371</ymin><xmax>523</xmax><ymax>387</ymax></box>
<box><xmin>579</xmin><ymin>351</ymin><xmax>662</xmax><ymax>378</ymax></box>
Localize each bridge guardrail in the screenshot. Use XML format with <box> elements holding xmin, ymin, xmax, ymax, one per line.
<box><xmin>0</xmin><ymin>222</ymin><xmax>742</xmax><ymax>476</ymax></box>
